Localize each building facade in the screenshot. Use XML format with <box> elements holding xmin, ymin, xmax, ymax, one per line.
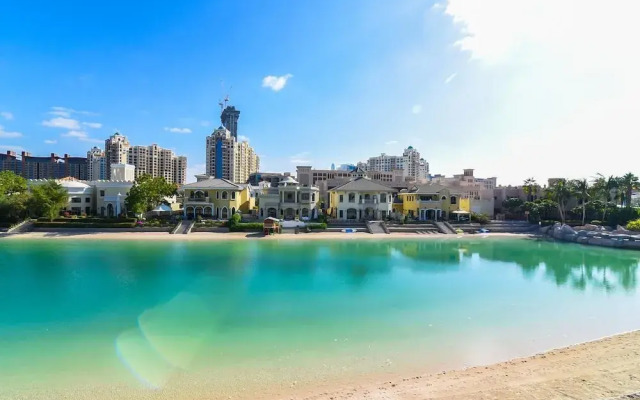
<box><xmin>87</xmin><ymin>147</ymin><xmax>106</xmax><ymax>181</ymax></box>
<box><xmin>103</xmin><ymin>132</ymin><xmax>186</xmax><ymax>184</ymax></box>
<box><xmin>181</xmin><ymin>176</ymin><xmax>254</xmax><ymax>219</ymax></box>
<box><xmin>221</xmin><ymin>106</ymin><xmax>240</xmax><ymax>139</ymax></box>
<box><xmin>395</xmin><ymin>184</ymin><xmax>460</xmax><ymax>221</ymax></box>
<box><xmin>328</xmin><ymin>176</ymin><xmax>397</xmax><ymax>221</ymax></box>
<box><xmin>1</xmin><ymin>151</ymin><xmax>88</xmax><ymax>180</ymax></box>
<box><xmin>258</xmin><ymin>176</ymin><xmax>319</xmax><ymax>220</ymax></box>
<box><xmin>205</xmin><ymin>127</ymin><xmax>259</xmax><ymax>183</ymax></box>
<box><xmin>360</xmin><ymin>146</ymin><xmax>429</xmax><ymax>182</ymax></box>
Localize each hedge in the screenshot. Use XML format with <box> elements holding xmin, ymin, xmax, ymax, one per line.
<box><xmin>626</xmin><ymin>219</ymin><xmax>640</xmax><ymax>232</ymax></box>
<box><xmin>34</xmin><ymin>222</ymin><xmax>136</xmax><ymax>228</ymax></box>
<box><xmin>229</xmin><ymin>222</ymin><xmax>263</xmax><ymax>232</ymax></box>
<box><xmin>306</xmin><ymin>223</ymin><xmax>327</xmax><ymax>230</ymax></box>
<box><xmin>37</xmin><ymin>217</ymin><xmax>136</xmax><ymax>223</ymax></box>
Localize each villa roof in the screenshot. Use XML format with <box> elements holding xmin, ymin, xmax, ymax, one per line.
<box><xmin>280</xmin><ymin>176</ymin><xmax>299</xmax><ymax>184</ymax></box>
<box><xmin>330</xmin><ymin>177</ymin><xmax>397</xmax><ymax>193</ymax></box>
<box><xmin>408</xmin><ymin>184</ymin><xmax>449</xmax><ymax>194</ymax></box>
<box><xmin>181</xmin><ymin>178</ymin><xmax>242</xmax><ymax>190</ymax></box>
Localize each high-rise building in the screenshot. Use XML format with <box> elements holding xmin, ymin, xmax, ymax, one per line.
<box><xmin>104</xmin><ymin>132</ymin><xmax>186</xmax><ymax>184</ymax></box>
<box><xmin>366</xmin><ymin>153</ymin><xmax>404</xmax><ymax>173</ymax></box>
<box><xmin>104</xmin><ymin>132</ymin><xmax>130</xmax><ymax>180</ymax></box>
<box><xmin>0</xmin><ymin>151</ymin><xmax>87</xmax><ymax>180</ymax></box>
<box><xmin>205</xmin><ymin>104</ymin><xmax>259</xmax><ymax>183</ymax></box>
<box><xmin>221</xmin><ymin>106</ymin><xmax>240</xmax><ymax>139</ymax></box>
<box><xmin>0</xmin><ymin>151</ymin><xmax>21</xmax><ymax>175</ymax></box>
<box><xmin>87</xmin><ymin>147</ymin><xmax>106</xmax><ymax>181</ymax></box>
<box><xmin>127</xmin><ymin>144</ymin><xmax>187</xmax><ymax>184</ymax></box>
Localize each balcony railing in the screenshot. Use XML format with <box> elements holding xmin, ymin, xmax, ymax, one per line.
<box><xmin>187</xmin><ymin>197</ymin><xmax>209</xmax><ymax>202</ymax></box>
<box><xmin>283</xmin><ymin>199</ymin><xmax>297</xmax><ymax>203</ymax></box>
<box><xmin>359</xmin><ymin>199</ymin><xmax>378</xmax><ymax>204</ymax></box>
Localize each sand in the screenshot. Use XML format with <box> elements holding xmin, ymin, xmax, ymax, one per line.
<box><xmin>1</xmin><ymin>230</ymin><xmax>526</xmax><ymax>241</ymax></box>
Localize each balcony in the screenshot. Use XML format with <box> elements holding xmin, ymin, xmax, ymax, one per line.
<box><xmin>186</xmin><ymin>196</ymin><xmax>210</xmax><ymax>203</ymax></box>
<box><xmin>359</xmin><ymin>199</ymin><xmax>378</xmax><ymax>204</ymax></box>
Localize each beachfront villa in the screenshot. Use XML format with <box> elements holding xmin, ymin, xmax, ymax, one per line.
<box><xmin>328</xmin><ymin>176</ymin><xmax>396</xmax><ymax>220</ymax></box>
<box><xmin>394</xmin><ymin>184</ymin><xmax>461</xmax><ymax>221</ymax></box>
<box><xmin>181</xmin><ymin>176</ymin><xmax>254</xmax><ymax>219</ymax></box>
<box><xmin>258</xmin><ymin>175</ymin><xmax>319</xmax><ymax>220</ymax></box>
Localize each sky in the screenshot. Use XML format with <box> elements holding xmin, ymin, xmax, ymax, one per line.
<box><xmin>1</xmin><ymin>0</ymin><xmax>639</xmax><ymax>185</ymax></box>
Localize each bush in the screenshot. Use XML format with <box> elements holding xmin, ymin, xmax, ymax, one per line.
<box><xmin>590</xmin><ymin>220</ymin><xmax>602</xmax><ymax>225</ymax></box>
<box><xmin>228</xmin><ymin>222</ymin><xmax>263</xmax><ymax>232</ymax></box>
<box><xmin>36</xmin><ymin>217</ymin><xmax>136</xmax><ymax>223</ymax></box>
<box><xmin>626</xmin><ymin>219</ymin><xmax>640</xmax><ymax>231</ymax></box>
<box><xmin>306</xmin><ymin>223</ymin><xmax>327</xmax><ymax>230</ymax></box>
<box><xmin>470</xmin><ymin>212</ymin><xmax>490</xmax><ymax>224</ymax></box>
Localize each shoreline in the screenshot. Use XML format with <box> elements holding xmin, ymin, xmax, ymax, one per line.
<box><xmin>4</xmin><ymin>330</ymin><xmax>639</xmax><ymax>399</ymax></box>
<box><xmin>1</xmin><ymin>231</ymin><xmax>528</xmax><ymax>241</ymax></box>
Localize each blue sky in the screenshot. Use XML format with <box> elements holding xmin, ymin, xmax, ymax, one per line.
<box><xmin>1</xmin><ymin>0</ymin><xmax>638</xmax><ymax>185</ymax></box>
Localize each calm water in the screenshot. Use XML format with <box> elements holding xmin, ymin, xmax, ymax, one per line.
<box><xmin>1</xmin><ymin>237</ymin><xmax>639</xmax><ymax>395</ymax></box>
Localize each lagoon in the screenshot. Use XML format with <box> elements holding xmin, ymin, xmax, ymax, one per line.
<box><xmin>1</xmin><ymin>237</ymin><xmax>639</xmax><ymax>398</ymax></box>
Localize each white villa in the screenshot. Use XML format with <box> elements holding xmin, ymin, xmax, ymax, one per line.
<box><xmin>258</xmin><ymin>176</ymin><xmax>319</xmax><ymax>220</ymax></box>
<box><xmin>328</xmin><ymin>176</ymin><xmax>397</xmax><ymax>220</ymax></box>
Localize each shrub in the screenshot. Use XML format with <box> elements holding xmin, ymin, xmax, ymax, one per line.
<box><xmin>36</xmin><ymin>217</ymin><xmax>136</xmax><ymax>223</ymax></box>
<box><xmin>34</xmin><ymin>222</ymin><xmax>135</xmax><ymax>228</ymax></box>
<box><xmin>590</xmin><ymin>220</ymin><xmax>602</xmax><ymax>226</ymax></box>
<box><xmin>626</xmin><ymin>219</ymin><xmax>640</xmax><ymax>231</ymax></box>
<box><xmin>306</xmin><ymin>223</ymin><xmax>327</xmax><ymax>230</ymax></box>
<box><xmin>470</xmin><ymin>212</ymin><xmax>490</xmax><ymax>224</ymax></box>
<box><xmin>228</xmin><ymin>222</ymin><xmax>263</xmax><ymax>232</ymax></box>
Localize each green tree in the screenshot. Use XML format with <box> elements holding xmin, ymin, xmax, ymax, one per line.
<box><xmin>546</xmin><ymin>179</ymin><xmax>572</xmax><ymax>224</ymax></box>
<box><xmin>502</xmin><ymin>197</ymin><xmax>524</xmax><ymax>217</ymax></box>
<box><xmin>593</xmin><ymin>174</ymin><xmax>619</xmax><ymax>221</ymax></box>
<box><xmin>0</xmin><ymin>171</ymin><xmax>29</xmax><ymax>222</ymax></box>
<box><xmin>29</xmin><ymin>180</ymin><xmax>68</xmax><ymax>221</ymax></box>
<box><xmin>617</xmin><ymin>172</ymin><xmax>639</xmax><ymax>208</ymax></box>
<box><xmin>125</xmin><ymin>175</ymin><xmax>177</xmax><ymax>217</ymax></box>
<box><xmin>0</xmin><ymin>170</ymin><xmax>27</xmax><ymax>196</ymax></box>
<box><xmin>570</xmin><ymin>179</ymin><xmax>589</xmax><ymax>226</ymax></box>
<box><xmin>523</xmin><ymin>178</ymin><xmax>537</xmax><ymax>202</ymax></box>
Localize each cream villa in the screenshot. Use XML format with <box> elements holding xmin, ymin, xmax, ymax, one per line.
<box><xmin>181</xmin><ymin>175</ymin><xmax>254</xmax><ymax>219</ymax></box>
<box><xmin>258</xmin><ymin>175</ymin><xmax>319</xmax><ymax>220</ymax></box>
<box><xmin>328</xmin><ymin>176</ymin><xmax>396</xmax><ymax>220</ymax></box>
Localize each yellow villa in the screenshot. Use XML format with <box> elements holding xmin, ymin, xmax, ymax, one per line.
<box><xmin>395</xmin><ymin>184</ymin><xmax>461</xmax><ymax>221</ymax></box>
<box><xmin>181</xmin><ymin>176</ymin><xmax>254</xmax><ymax>219</ymax></box>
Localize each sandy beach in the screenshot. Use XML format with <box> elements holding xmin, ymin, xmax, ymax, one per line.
<box><xmin>1</xmin><ymin>230</ymin><xmax>526</xmax><ymax>241</ymax></box>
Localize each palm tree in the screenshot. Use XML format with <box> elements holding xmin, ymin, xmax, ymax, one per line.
<box><xmin>617</xmin><ymin>172</ymin><xmax>639</xmax><ymax>208</ymax></box>
<box><xmin>593</xmin><ymin>174</ymin><xmax>618</xmax><ymax>221</ymax></box>
<box><xmin>523</xmin><ymin>178</ymin><xmax>537</xmax><ymax>202</ymax></box>
<box><xmin>570</xmin><ymin>179</ymin><xmax>589</xmax><ymax>226</ymax></box>
<box><xmin>547</xmin><ymin>179</ymin><xmax>572</xmax><ymax>224</ymax></box>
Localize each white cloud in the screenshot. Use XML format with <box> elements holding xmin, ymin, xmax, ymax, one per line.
<box><xmin>262</xmin><ymin>74</ymin><xmax>293</xmax><ymax>92</ymax></box>
<box><xmin>44</xmin><ymin>139</ymin><xmax>57</xmax><ymax>144</ymax></box>
<box><xmin>50</xmin><ymin>106</ymin><xmax>97</xmax><ymax>117</ymax></box>
<box><xmin>42</xmin><ymin>117</ymin><xmax>81</xmax><ymax>130</ymax></box>
<box><xmin>0</xmin><ymin>144</ymin><xmax>25</xmax><ymax>152</ymax></box>
<box><xmin>237</xmin><ymin>135</ymin><xmax>250</xmax><ymax>142</ymax></box>
<box><xmin>444</xmin><ymin>72</ymin><xmax>457</xmax><ymax>84</ymax></box>
<box><xmin>385</xmin><ymin>140</ymin><xmax>398</xmax><ymax>145</ymax></box>
<box><xmin>185</xmin><ymin>163</ymin><xmax>206</xmax><ymax>183</ymax></box>
<box><xmin>164</xmin><ymin>127</ymin><xmax>192</xmax><ymax>134</ymax></box>
<box><xmin>411</xmin><ymin>104</ymin><xmax>422</xmax><ymax>114</ymax></box>
<box><xmin>0</xmin><ymin>125</ymin><xmax>22</xmax><ymax>138</ymax></box>
<box><xmin>82</xmin><ymin>122</ymin><xmax>102</xmax><ymax>129</ymax></box>
<box><xmin>61</xmin><ymin>130</ymin><xmax>102</xmax><ymax>143</ymax></box>
<box><xmin>1</xmin><ymin>111</ymin><xmax>13</xmax><ymax>120</ymax></box>
<box><xmin>290</xmin><ymin>151</ymin><xmax>311</xmax><ymax>164</ymax></box>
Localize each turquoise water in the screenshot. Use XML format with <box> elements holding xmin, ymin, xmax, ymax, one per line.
<box><xmin>1</xmin><ymin>237</ymin><xmax>640</xmax><ymax>396</ymax></box>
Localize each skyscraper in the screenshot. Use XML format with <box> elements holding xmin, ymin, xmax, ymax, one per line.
<box><xmin>87</xmin><ymin>147</ymin><xmax>106</xmax><ymax>181</ymax></box>
<box><xmin>221</xmin><ymin>106</ymin><xmax>240</xmax><ymax>139</ymax></box>
<box><xmin>104</xmin><ymin>132</ymin><xmax>130</xmax><ymax>180</ymax></box>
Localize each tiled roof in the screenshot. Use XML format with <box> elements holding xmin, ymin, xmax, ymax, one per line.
<box><xmin>181</xmin><ymin>178</ymin><xmax>242</xmax><ymax>190</ymax></box>
<box><xmin>330</xmin><ymin>177</ymin><xmax>397</xmax><ymax>192</ymax></box>
<box><xmin>409</xmin><ymin>184</ymin><xmax>449</xmax><ymax>194</ymax></box>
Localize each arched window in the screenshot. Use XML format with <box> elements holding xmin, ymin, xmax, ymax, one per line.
<box><xmin>450</xmin><ymin>196</ymin><xmax>457</xmax><ymax>205</ymax></box>
<box><xmin>232</xmin><ymin>207</ymin><xmax>236</xmax><ymax>215</ymax></box>
<box><xmin>204</xmin><ymin>191</ymin><xmax>209</xmax><ymax>198</ymax></box>
<box><xmin>216</xmin><ymin>191</ymin><xmax>219</xmax><ymax>199</ymax></box>
<box><xmin>301</xmin><ymin>208</ymin><xmax>309</xmax><ymax>218</ymax></box>
<box><xmin>231</xmin><ymin>191</ymin><xmax>236</xmax><ymax>200</ymax></box>
<box><xmin>221</xmin><ymin>207</ymin><xmax>228</xmax><ymax>219</ymax></box>
<box><xmin>441</xmin><ymin>196</ymin><xmax>447</xmax><ymax>201</ymax></box>
<box><xmin>348</xmin><ymin>193</ymin><xmax>356</xmax><ymax>203</ymax></box>
<box><xmin>222</xmin><ymin>191</ymin><xmax>228</xmax><ymax>200</ymax></box>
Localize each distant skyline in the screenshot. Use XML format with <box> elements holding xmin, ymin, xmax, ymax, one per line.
<box><xmin>1</xmin><ymin>0</ymin><xmax>638</xmax><ymax>185</ymax></box>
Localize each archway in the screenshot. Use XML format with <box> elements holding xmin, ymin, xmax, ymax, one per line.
<box><xmin>284</xmin><ymin>208</ymin><xmax>295</xmax><ymax>220</ymax></box>
<box><xmin>267</xmin><ymin>208</ymin><xmax>277</xmax><ymax>218</ymax></box>
<box><xmin>107</xmin><ymin>203</ymin><xmax>114</xmax><ymax>217</ymax></box>
<box><xmin>347</xmin><ymin>208</ymin><xmax>357</xmax><ymax>220</ymax></box>
<box><xmin>364</xmin><ymin>207</ymin><xmax>375</xmax><ymax>220</ymax></box>
<box><xmin>221</xmin><ymin>207</ymin><xmax>228</xmax><ymax>219</ymax></box>
<box><xmin>186</xmin><ymin>206</ymin><xmax>195</xmax><ymax>219</ymax></box>
<box><xmin>301</xmin><ymin>208</ymin><xmax>309</xmax><ymax>218</ymax></box>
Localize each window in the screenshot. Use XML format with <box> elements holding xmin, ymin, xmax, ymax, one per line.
<box><xmin>71</xmin><ymin>197</ymin><xmax>81</xmax><ymax>203</ymax></box>
<box><xmin>339</xmin><ymin>210</ymin><xmax>344</xmax><ymax>218</ymax></box>
<box><xmin>222</xmin><ymin>191</ymin><xmax>228</xmax><ymax>200</ymax></box>
<box><xmin>216</xmin><ymin>191</ymin><xmax>219</xmax><ymax>199</ymax></box>
<box><xmin>231</xmin><ymin>191</ymin><xmax>236</xmax><ymax>200</ymax></box>
<box><xmin>85</xmin><ymin>197</ymin><xmax>91</xmax><ymax>203</ymax></box>
<box><xmin>380</xmin><ymin>193</ymin><xmax>387</xmax><ymax>203</ymax></box>
<box><xmin>339</xmin><ymin>194</ymin><xmax>344</xmax><ymax>203</ymax></box>
<box><xmin>348</xmin><ymin>193</ymin><xmax>355</xmax><ymax>203</ymax></box>
<box><xmin>301</xmin><ymin>193</ymin><xmax>310</xmax><ymax>201</ymax></box>
<box><xmin>100</xmin><ymin>190</ymin><xmax>105</xmax><ymax>197</ymax></box>
<box><xmin>312</xmin><ymin>193</ymin><xmax>315</xmax><ymax>201</ymax></box>
<box><xmin>450</xmin><ymin>196</ymin><xmax>457</xmax><ymax>205</ymax></box>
